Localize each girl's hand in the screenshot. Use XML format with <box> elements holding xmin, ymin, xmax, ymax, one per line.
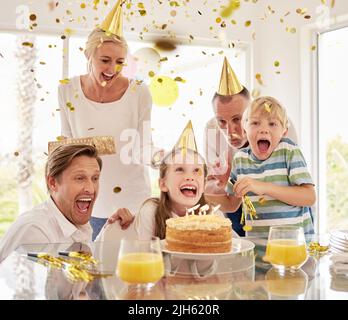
<box><xmin>107</xmin><ymin>208</ymin><xmax>134</xmax><ymax>230</ymax></box>
<box><xmin>233</xmin><ymin>177</ymin><xmax>268</xmax><ymax>197</ymax></box>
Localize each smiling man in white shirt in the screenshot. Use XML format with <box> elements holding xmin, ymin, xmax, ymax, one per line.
<box><xmin>0</xmin><ymin>144</ymin><xmax>132</xmax><ymax>263</ymax></box>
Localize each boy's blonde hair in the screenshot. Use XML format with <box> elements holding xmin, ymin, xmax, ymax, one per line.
<box><xmin>243</xmin><ymin>96</ymin><xmax>289</xmax><ymax>130</ymax></box>
<box><xmin>84</xmin><ymin>28</ymin><xmax>128</xmax><ymax>72</ymax></box>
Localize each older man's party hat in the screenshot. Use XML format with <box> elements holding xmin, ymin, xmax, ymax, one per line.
<box><xmin>217</xmin><ymin>56</ymin><xmax>243</xmax><ymax>95</ymax></box>
<box><xmin>100</xmin><ymin>0</ymin><xmax>124</xmax><ymax>37</ymax></box>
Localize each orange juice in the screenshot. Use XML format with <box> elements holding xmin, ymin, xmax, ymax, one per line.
<box><xmin>265</xmin><ymin>239</ymin><xmax>307</xmax><ymax>268</ymax></box>
<box><xmin>117</xmin><ymin>252</ymin><xmax>164</xmax><ymax>284</ymax></box>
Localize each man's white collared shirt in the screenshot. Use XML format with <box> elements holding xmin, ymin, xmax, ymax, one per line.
<box><xmin>0</xmin><ymin>197</ymin><xmax>92</xmax><ymax>263</ymax></box>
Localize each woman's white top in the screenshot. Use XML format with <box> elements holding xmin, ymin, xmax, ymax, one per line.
<box><xmin>58</xmin><ymin>76</ymin><xmax>154</xmax><ymax>218</ymax></box>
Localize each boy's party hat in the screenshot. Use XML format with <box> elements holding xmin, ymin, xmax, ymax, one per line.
<box><xmin>99</xmin><ymin>0</ymin><xmax>124</xmax><ymax>37</ymax></box>
<box><xmin>217</xmin><ymin>56</ymin><xmax>243</xmax><ymax>96</ymax></box>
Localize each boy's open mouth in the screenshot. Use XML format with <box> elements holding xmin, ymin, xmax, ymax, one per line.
<box><xmin>257</xmin><ymin>139</ymin><xmax>271</xmax><ymax>153</ymax></box>
<box><xmin>180</xmin><ymin>185</ymin><xmax>197</xmax><ymax>197</ymax></box>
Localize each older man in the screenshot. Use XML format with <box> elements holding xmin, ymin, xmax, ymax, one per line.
<box><xmin>0</xmin><ymin>144</ymin><xmax>132</xmax><ymax>263</ymax></box>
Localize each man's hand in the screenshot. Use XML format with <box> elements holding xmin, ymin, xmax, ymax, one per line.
<box><xmin>233</xmin><ymin>177</ymin><xmax>268</xmax><ymax>197</ymax></box>
<box><xmin>107</xmin><ymin>208</ymin><xmax>135</xmax><ymax>230</ymax></box>
<box><xmin>206</xmin><ymin>150</ymin><xmax>232</xmax><ymax>194</ymax></box>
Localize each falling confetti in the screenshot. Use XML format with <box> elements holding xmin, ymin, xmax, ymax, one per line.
<box><xmin>59</xmin><ymin>78</ymin><xmax>70</xmax><ymax>84</ymax></box>
<box><xmin>255</xmin><ymin>73</ymin><xmax>263</xmax><ymax>85</ymax></box>
<box><xmin>22</xmin><ymin>42</ymin><xmax>34</xmax><ymax>48</ymax></box>
<box><xmin>220</xmin><ymin>0</ymin><xmax>240</xmax><ymax>18</ymax></box>
<box><xmin>274</xmin><ymin>61</ymin><xmax>280</xmax><ymax>67</ymax></box>
<box><xmin>174</xmin><ymin>76</ymin><xmax>186</xmax><ymax>83</ymax></box>
<box><xmin>113</xmin><ymin>186</ymin><xmax>122</xmax><ymax>193</ymax></box>
<box><xmin>244</xmin><ymin>20</ymin><xmax>251</xmax><ymax>27</ymax></box>
<box><xmin>29</xmin><ymin>14</ymin><xmax>37</xmax><ymax>21</ymax></box>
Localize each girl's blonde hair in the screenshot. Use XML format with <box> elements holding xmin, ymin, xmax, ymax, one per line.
<box><xmin>142</xmin><ymin>148</ymin><xmax>209</xmax><ymax>240</ymax></box>
<box><xmin>84</xmin><ymin>28</ymin><xmax>128</xmax><ymax>72</ymax></box>
<box><xmin>243</xmin><ymin>96</ymin><xmax>289</xmax><ymax>130</ymax></box>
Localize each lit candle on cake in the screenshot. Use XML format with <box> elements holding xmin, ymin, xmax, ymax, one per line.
<box><xmin>199</xmin><ymin>204</ymin><xmax>209</xmax><ymax>215</ymax></box>
<box><xmin>186</xmin><ymin>204</ymin><xmax>200</xmax><ymax>216</ymax></box>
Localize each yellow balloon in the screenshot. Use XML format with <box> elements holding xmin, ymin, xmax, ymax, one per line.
<box><xmin>149</xmin><ymin>76</ymin><xmax>179</xmax><ymax>107</ymax></box>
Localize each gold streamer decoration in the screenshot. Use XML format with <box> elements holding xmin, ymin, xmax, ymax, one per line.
<box><xmin>27</xmin><ymin>252</ymin><xmax>110</xmax><ymax>283</ymax></box>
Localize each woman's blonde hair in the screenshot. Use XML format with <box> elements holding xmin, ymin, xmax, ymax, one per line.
<box><xmin>84</xmin><ymin>28</ymin><xmax>128</xmax><ymax>72</ymax></box>
<box><xmin>243</xmin><ymin>96</ymin><xmax>289</xmax><ymax>130</ymax></box>
<box><xmin>142</xmin><ymin>148</ymin><xmax>210</xmax><ymax>240</ymax></box>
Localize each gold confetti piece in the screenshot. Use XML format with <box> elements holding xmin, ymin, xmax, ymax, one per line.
<box><xmin>148</xmin><ymin>71</ymin><xmax>155</xmax><ymax>77</ymax></box>
<box><xmin>174</xmin><ymin>76</ymin><xmax>186</xmax><ymax>83</ymax></box>
<box><xmin>157</xmin><ymin>78</ymin><xmax>163</xmax><ymax>83</ymax></box>
<box><xmin>64</xmin><ymin>28</ymin><xmax>74</xmax><ymax>36</ymax></box>
<box><xmin>88</xmin><ymin>127</ymin><xmax>94</xmax><ymax>131</ymax></box>
<box><xmin>113</xmin><ymin>186</ymin><xmax>122</xmax><ymax>193</ymax></box>
<box><xmin>331</xmin><ymin>0</ymin><xmax>335</xmax><ymax>8</ymax></box>
<box><xmin>39</xmin><ymin>61</ymin><xmax>46</xmax><ymax>65</ymax></box>
<box><xmin>264</xmin><ymin>102</ymin><xmax>272</xmax><ymax>113</ymax></box>
<box><xmin>311</xmin><ymin>45</ymin><xmax>316</xmax><ymax>51</ymax></box>
<box><xmin>308</xmin><ymin>241</ymin><xmax>329</xmax><ymax>257</ymax></box>
<box><xmin>159</xmin><ymin>57</ymin><xmax>168</xmax><ymax>62</ymax></box>
<box><xmin>169</xmin><ymin>1</ymin><xmax>179</xmax><ymax>6</ymax></box>
<box><xmin>22</xmin><ymin>42</ymin><xmax>34</xmax><ymax>48</ymax></box>
<box><xmin>274</xmin><ymin>61</ymin><xmax>280</xmax><ymax>67</ymax></box>
<box><xmin>29</xmin><ymin>14</ymin><xmax>37</xmax><ymax>21</ymax></box>
<box><xmin>216</xmin><ymin>17</ymin><xmax>222</xmax><ymax>23</ymax></box>
<box><xmin>304</xmin><ymin>15</ymin><xmax>311</xmax><ymax>19</ymax></box>
<box><xmin>231</xmin><ymin>19</ymin><xmax>237</xmax><ymax>25</ymax></box>
<box><xmin>59</xmin><ymin>78</ymin><xmax>70</xmax><ymax>84</ymax></box>
<box><xmin>258</xmin><ymin>197</ymin><xmax>266</xmax><ymax>205</ymax></box>
<box><xmin>170</xmin><ymin>10</ymin><xmax>177</xmax><ymax>17</ymax></box>
<box><xmin>56</xmin><ymin>136</ymin><xmax>66</xmax><ymax>141</ymax></box>
<box><xmin>138</xmin><ymin>2</ymin><xmax>145</xmax><ymax>9</ymax></box>
<box><xmin>139</xmin><ymin>9</ymin><xmax>146</xmax><ymax>16</ymax></box>
<box><xmin>244</xmin><ymin>20</ymin><xmax>251</xmax><ymax>27</ymax></box>
<box><xmin>252</xmin><ymin>89</ymin><xmax>260</xmax><ymax>98</ymax></box>
<box><xmin>221</xmin><ymin>0</ymin><xmax>240</xmax><ymax>18</ymax></box>
<box><xmin>66</xmin><ymin>10</ymin><xmax>72</xmax><ymax>15</ymax></box>
<box><xmin>114</xmin><ymin>64</ymin><xmax>123</xmax><ymax>73</ymax></box>
<box><xmin>14</xmin><ymin>151</ymin><xmax>19</xmax><ymax>156</ymax></box>
<box><xmin>296</xmin><ymin>8</ymin><xmax>308</xmax><ymax>15</ymax></box>
<box><xmin>243</xmin><ymin>225</ymin><xmax>252</xmax><ymax>232</ymax></box>
<box><xmin>255</xmin><ymin>73</ymin><xmax>263</xmax><ymax>85</ymax></box>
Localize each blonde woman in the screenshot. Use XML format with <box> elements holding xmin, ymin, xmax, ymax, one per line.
<box><xmin>58</xmin><ymin>27</ymin><xmax>161</xmax><ymax>239</ymax></box>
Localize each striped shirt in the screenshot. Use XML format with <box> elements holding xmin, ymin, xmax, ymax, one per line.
<box><xmin>226</xmin><ymin>138</ymin><xmax>314</xmax><ymax>237</ymax></box>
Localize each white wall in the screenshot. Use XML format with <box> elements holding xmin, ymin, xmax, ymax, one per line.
<box><xmin>2</xmin><ymin>0</ymin><xmax>348</xmax><ymax>154</ymax></box>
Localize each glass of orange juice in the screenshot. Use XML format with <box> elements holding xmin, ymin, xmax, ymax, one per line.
<box><xmin>264</xmin><ymin>226</ymin><xmax>308</xmax><ymax>272</ymax></box>
<box><xmin>116</xmin><ymin>237</ymin><xmax>164</xmax><ymax>289</ymax></box>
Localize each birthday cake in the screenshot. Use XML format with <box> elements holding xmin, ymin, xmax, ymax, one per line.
<box><xmin>165</xmin><ymin>212</ymin><xmax>232</xmax><ymax>253</ymax></box>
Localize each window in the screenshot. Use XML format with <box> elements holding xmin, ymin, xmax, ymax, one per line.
<box><xmin>0</xmin><ymin>32</ymin><xmax>63</xmax><ymax>236</ymax></box>
<box><xmin>318</xmin><ymin>26</ymin><xmax>348</xmax><ymax>233</ymax></box>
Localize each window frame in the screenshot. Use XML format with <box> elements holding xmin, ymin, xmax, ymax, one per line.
<box><xmin>300</xmin><ymin>17</ymin><xmax>348</xmax><ymax>234</ymax></box>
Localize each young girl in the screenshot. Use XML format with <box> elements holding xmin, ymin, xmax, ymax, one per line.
<box><xmin>135</xmin><ymin>147</ymin><xmax>235</xmax><ymax>240</ymax></box>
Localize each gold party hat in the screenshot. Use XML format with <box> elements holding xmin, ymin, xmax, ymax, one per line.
<box><xmin>99</xmin><ymin>0</ymin><xmax>123</xmax><ymax>37</ymax></box>
<box><xmin>173</xmin><ymin>120</ymin><xmax>198</xmax><ymax>156</ymax></box>
<box><xmin>217</xmin><ymin>56</ymin><xmax>243</xmax><ymax>95</ymax></box>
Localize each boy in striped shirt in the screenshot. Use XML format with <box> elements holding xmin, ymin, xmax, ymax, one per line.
<box><xmin>210</xmin><ymin>96</ymin><xmax>316</xmax><ymax>237</ymax></box>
